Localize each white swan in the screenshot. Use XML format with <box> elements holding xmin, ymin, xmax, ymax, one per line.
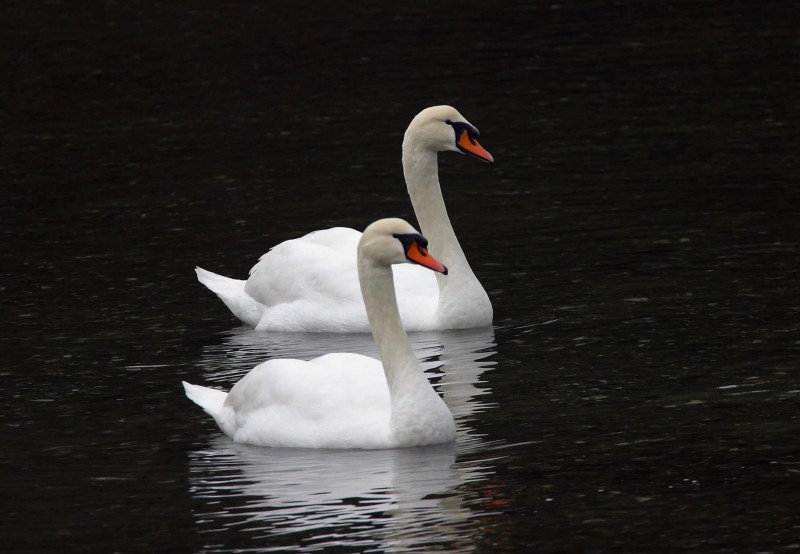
<box><xmin>183</xmin><ymin>218</ymin><xmax>457</xmax><ymax>449</ymax></box>
<box><xmin>196</xmin><ymin>105</ymin><xmax>493</xmax><ymax>332</ymax></box>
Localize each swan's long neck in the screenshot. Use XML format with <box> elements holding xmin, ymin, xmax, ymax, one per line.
<box><xmin>358</xmin><ymin>259</ymin><xmax>427</xmax><ymax>398</ymax></box>
<box><xmin>402</xmin><ymin>141</ymin><xmax>492</xmax><ymax>327</ymax></box>
<box><xmin>359</xmin><ymin>254</ymin><xmax>455</xmax><ymax>445</ymax></box>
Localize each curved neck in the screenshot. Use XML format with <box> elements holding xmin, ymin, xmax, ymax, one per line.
<box><xmin>402</xmin><ymin>146</ymin><xmax>468</xmax><ymax>272</ymax></box>
<box><xmin>402</xmin><ymin>141</ymin><xmax>492</xmax><ymax>326</ymax></box>
<box><xmin>358</xmin><ymin>258</ymin><xmax>429</xmax><ymax>397</ymax></box>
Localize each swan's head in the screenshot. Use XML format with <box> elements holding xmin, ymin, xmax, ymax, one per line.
<box><xmin>404</xmin><ymin>105</ymin><xmax>494</xmax><ymax>164</ymax></box>
<box><xmin>359</xmin><ymin>218</ymin><xmax>448</xmax><ymax>274</ymax></box>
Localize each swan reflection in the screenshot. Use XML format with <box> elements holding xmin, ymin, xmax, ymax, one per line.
<box><xmin>191</xmin><ymin>440</ymin><xmax>496</xmax><ymax>551</ymax></box>
<box><xmin>189</xmin><ymin>327</ymin><xmax>499</xmax><ymax>551</ymax></box>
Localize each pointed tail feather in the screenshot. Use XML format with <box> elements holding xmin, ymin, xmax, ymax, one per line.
<box><xmin>194</xmin><ymin>266</ymin><xmax>263</xmax><ymax>326</ymax></box>
<box><xmin>183</xmin><ymin>381</ymin><xmax>227</xmax><ymax>418</ymax></box>
<box><xmin>195</xmin><ymin>266</ymin><xmax>246</xmax><ymax>296</ymax></box>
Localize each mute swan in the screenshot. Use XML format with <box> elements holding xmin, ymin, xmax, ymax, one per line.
<box><xmin>196</xmin><ymin>105</ymin><xmax>493</xmax><ymax>332</ymax></box>
<box><xmin>183</xmin><ymin>218</ymin><xmax>457</xmax><ymax>449</ymax></box>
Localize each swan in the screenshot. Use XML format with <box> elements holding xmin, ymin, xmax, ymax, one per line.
<box><xmin>196</xmin><ymin>105</ymin><xmax>494</xmax><ymax>332</ymax></box>
<box><xmin>183</xmin><ymin>218</ymin><xmax>457</xmax><ymax>449</ymax></box>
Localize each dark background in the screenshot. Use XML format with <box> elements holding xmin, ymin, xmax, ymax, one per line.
<box><xmin>2</xmin><ymin>1</ymin><xmax>799</xmax><ymax>552</ymax></box>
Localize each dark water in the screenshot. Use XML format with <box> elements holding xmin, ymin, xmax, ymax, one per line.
<box><xmin>2</xmin><ymin>1</ymin><xmax>799</xmax><ymax>552</ymax></box>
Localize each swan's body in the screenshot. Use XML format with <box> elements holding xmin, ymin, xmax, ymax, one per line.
<box><xmin>184</xmin><ymin>218</ymin><xmax>456</xmax><ymax>449</ymax></box>
<box><xmin>196</xmin><ymin>105</ymin><xmax>493</xmax><ymax>332</ymax></box>
<box><xmin>196</xmin><ymin>228</ymin><xmax>440</xmax><ymax>331</ymax></box>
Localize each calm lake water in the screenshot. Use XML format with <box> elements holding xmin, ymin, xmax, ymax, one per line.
<box><xmin>2</xmin><ymin>1</ymin><xmax>799</xmax><ymax>552</ymax></box>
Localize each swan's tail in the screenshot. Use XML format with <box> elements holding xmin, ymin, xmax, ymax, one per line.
<box><xmin>183</xmin><ymin>381</ymin><xmax>228</xmax><ymax>418</ymax></box>
<box><xmin>195</xmin><ymin>266</ymin><xmax>246</xmax><ymax>296</ymax></box>
<box><xmin>195</xmin><ymin>266</ymin><xmax>263</xmax><ymax>327</ymax></box>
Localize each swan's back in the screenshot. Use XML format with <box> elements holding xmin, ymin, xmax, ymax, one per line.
<box><xmin>246</xmin><ymin>228</ymin><xmax>362</xmax><ymax>306</ymax></box>
<box><xmin>241</xmin><ymin>228</ymin><xmax>367</xmax><ymax>331</ymax></box>
<box><xmin>239</xmin><ymin>227</ymin><xmax>440</xmax><ymax>332</ymax></box>
<box><xmin>222</xmin><ymin>354</ymin><xmax>394</xmax><ymax>449</ymax></box>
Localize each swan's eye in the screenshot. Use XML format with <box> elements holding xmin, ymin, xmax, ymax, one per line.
<box><xmin>393</xmin><ymin>232</ymin><xmax>428</xmax><ymax>253</ymax></box>
<box><xmin>444</xmin><ymin>119</ymin><xmax>453</xmax><ymax>126</ymax></box>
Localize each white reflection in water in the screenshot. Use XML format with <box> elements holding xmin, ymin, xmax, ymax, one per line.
<box><xmin>189</xmin><ymin>327</ymin><xmax>499</xmax><ymax>551</ymax></box>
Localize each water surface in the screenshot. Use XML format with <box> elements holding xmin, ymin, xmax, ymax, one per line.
<box><xmin>2</xmin><ymin>1</ymin><xmax>798</xmax><ymax>552</ymax></box>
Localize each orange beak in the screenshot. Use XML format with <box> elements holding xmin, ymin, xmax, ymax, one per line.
<box><xmin>457</xmin><ymin>130</ymin><xmax>494</xmax><ymax>164</ymax></box>
<box><xmin>406</xmin><ymin>241</ymin><xmax>448</xmax><ymax>274</ymax></box>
